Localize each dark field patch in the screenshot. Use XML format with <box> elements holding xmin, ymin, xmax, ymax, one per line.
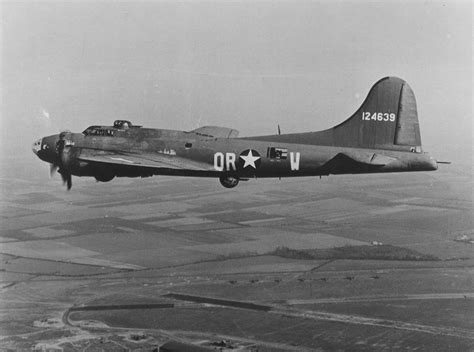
<box><xmin>270</xmin><ymin>245</ymin><xmax>440</xmax><ymax>261</ymax></box>
<box><xmin>169</xmin><ymin>221</ymin><xmax>242</xmax><ymax>232</ymax></box>
<box><xmin>164</xmin><ymin>293</ymin><xmax>272</xmax><ymax>311</ymax></box>
<box><xmin>0</xmin><ymin>229</ymin><xmax>36</xmax><ymax>241</ymax></box>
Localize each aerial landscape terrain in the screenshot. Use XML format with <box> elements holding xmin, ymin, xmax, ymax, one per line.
<box><xmin>1</xmin><ymin>2</ymin><xmax>472</xmax><ymax>351</ymax></box>
<box><xmin>0</xmin><ymin>157</ymin><xmax>472</xmax><ymax>351</ymax></box>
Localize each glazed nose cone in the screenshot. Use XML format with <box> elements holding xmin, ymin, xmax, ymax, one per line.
<box><xmin>32</xmin><ymin>138</ymin><xmax>42</xmax><ymax>155</ymax></box>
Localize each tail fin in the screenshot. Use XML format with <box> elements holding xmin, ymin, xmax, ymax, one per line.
<box><xmin>327</xmin><ymin>76</ymin><xmax>422</xmax><ymax>151</ymax></box>
<box><xmin>246</xmin><ymin>76</ymin><xmax>423</xmax><ymax>152</ymax></box>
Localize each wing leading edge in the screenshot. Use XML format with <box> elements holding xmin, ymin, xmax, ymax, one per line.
<box><xmin>78</xmin><ymin>149</ymin><xmax>215</xmax><ymax>172</ymax></box>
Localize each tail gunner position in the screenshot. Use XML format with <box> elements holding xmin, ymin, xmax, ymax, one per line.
<box><xmin>33</xmin><ymin>77</ymin><xmax>439</xmax><ymax>190</ymax></box>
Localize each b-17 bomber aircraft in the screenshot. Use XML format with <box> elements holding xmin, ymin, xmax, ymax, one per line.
<box><xmin>33</xmin><ymin>77</ymin><xmax>440</xmax><ymax>190</ymax></box>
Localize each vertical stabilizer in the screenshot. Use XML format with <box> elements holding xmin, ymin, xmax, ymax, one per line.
<box><xmin>243</xmin><ymin>77</ymin><xmax>424</xmax><ymax>152</ymax></box>
<box><xmin>328</xmin><ymin>76</ymin><xmax>422</xmax><ymax>151</ymax></box>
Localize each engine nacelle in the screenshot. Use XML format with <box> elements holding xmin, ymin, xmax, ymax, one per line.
<box><xmin>219</xmin><ymin>175</ymin><xmax>239</xmax><ymax>188</ymax></box>
<box><xmin>94</xmin><ymin>167</ymin><xmax>115</xmax><ymax>182</ymax></box>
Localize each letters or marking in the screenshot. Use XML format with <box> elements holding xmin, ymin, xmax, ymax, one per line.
<box><xmin>214</xmin><ymin>152</ymin><xmax>225</xmax><ymax>171</ymax></box>
<box><xmin>239</xmin><ymin>149</ymin><xmax>261</xmax><ymax>169</ymax></box>
<box><xmin>214</xmin><ymin>152</ymin><xmax>237</xmax><ymax>171</ymax></box>
<box><xmin>290</xmin><ymin>152</ymin><xmax>300</xmax><ymax>171</ymax></box>
<box><xmin>158</xmin><ymin>148</ymin><xmax>176</xmax><ymax>156</ymax></box>
<box><xmin>214</xmin><ymin>150</ymin><xmax>261</xmax><ymax>171</ymax></box>
<box><xmin>267</xmin><ymin>147</ymin><xmax>288</xmax><ymax>160</ymax></box>
<box><xmin>226</xmin><ymin>152</ymin><xmax>236</xmax><ymax>171</ymax></box>
<box><xmin>361</xmin><ymin>112</ymin><xmax>395</xmax><ymax>122</ymax></box>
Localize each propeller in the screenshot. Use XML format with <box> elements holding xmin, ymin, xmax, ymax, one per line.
<box><xmin>60</xmin><ymin>171</ymin><xmax>72</xmax><ymax>190</ymax></box>
<box><xmin>50</xmin><ymin>130</ymin><xmax>74</xmax><ymax>190</ymax></box>
<box><xmin>49</xmin><ymin>163</ymin><xmax>58</xmax><ymax>178</ymax></box>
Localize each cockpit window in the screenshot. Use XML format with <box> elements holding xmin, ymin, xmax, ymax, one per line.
<box><xmin>83</xmin><ymin>126</ymin><xmax>116</xmax><ymax>136</ymax></box>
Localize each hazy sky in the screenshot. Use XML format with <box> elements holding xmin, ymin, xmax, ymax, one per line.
<box><xmin>1</xmin><ymin>1</ymin><xmax>472</xmax><ymax>172</ymax></box>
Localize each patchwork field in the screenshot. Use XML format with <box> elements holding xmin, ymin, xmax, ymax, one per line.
<box><xmin>0</xmin><ymin>160</ymin><xmax>472</xmax><ymax>350</ymax></box>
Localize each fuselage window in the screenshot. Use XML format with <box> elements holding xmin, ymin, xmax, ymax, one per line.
<box><xmin>267</xmin><ymin>147</ymin><xmax>288</xmax><ymax>160</ymax></box>
<box><xmin>83</xmin><ymin>126</ymin><xmax>99</xmax><ymax>136</ymax></box>
<box><xmin>87</xmin><ymin>128</ymin><xmax>115</xmax><ymax>136</ymax></box>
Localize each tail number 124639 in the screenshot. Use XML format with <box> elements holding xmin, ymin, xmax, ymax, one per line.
<box><xmin>362</xmin><ymin>112</ymin><xmax>395</xmax><ymax>122</ymax></box>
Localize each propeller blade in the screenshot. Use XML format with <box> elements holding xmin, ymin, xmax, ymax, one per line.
<box><xmin>66</xmin><ymin>174</ymin><xmax>72</xmax><ymax>191</ymax></box>
<box><xmin>60</xmin><ymin>171</ymin><xmax>67</xmax><ymax>184</ymax></box>
<box><xmin>54</xmin><ymin>130</ymin><xmax>74</xmax><ymax>190</ymax></box>
<box><xmin>59</xmin><ymin>170</ymin><xmax>72</xmax><ymax>190</ymax></box>
<box><xmin>49</xmin><ymin>163</ymin><xmax>58</xmax><ymax>178</ymax></box>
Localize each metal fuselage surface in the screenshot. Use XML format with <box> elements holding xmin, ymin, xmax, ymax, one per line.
<box><xmin>37</xmin><ymin>127</ymin><xmax>437</xmax><ymax>180</ymax></box>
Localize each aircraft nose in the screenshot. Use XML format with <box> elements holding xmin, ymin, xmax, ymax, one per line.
<box><xmin>32</xmin><ymin>138</ymin><xmax>43</xmax><ymax>155</ymax></box>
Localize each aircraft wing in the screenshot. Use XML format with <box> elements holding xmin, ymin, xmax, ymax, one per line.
<box><xmin>77</xmin><ymin>149</ymin><xmax>214</xmax><ymax>171</ymax></box>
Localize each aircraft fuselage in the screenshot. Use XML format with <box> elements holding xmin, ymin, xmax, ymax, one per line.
<box><xmin>32</xmin><ymin>77</ymin><xmax>440</xmax><ymax>189</ymax></box>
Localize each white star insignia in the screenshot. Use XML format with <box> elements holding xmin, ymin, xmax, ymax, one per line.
<box><xmin>240</xmin><ymin>150</ymin><xmax>260</xmax><ymax>169</ymax></box>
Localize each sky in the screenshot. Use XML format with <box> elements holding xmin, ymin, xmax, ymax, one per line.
<box><xmin>1</xmin><ymin>1</ymin><xmax>472</xmax><ymax>177</ymax></box>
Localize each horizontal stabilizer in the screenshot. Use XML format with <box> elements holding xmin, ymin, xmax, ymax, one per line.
<box><xmin>366</xmin><ymin>153</ymin><xmax>397</xmax><ymax>166</ymax></box>
<box><xmin>320</xmin><ymin>152</ymin><xmax>396</xmax><ymax>174</ymax></box>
